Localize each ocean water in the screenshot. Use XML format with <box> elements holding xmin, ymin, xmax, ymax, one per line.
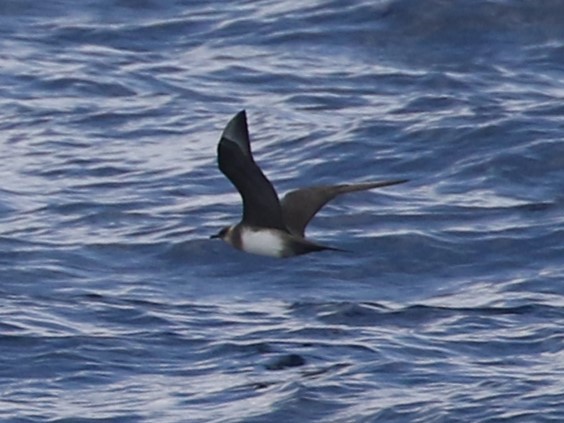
<box><xmin>1</xmin><ymin>0</ymin><xmax>563</xmax><ymax>421</ymax></box>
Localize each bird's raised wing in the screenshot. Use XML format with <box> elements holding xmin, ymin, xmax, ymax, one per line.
<box><xmin>281</xmin><ymin>180</ymin><xmax>408</xmax><ymax>237</ymax></box>
<box><xmin>217</xmin><ymin>110</ymin><xmax>287</xmax><ymax>231</ymax></box>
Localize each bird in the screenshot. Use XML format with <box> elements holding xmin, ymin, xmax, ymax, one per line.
<box><xmin>210</xmin><ymin>110</ymin><xmax>407</xmax><ymax>258</ymax></box>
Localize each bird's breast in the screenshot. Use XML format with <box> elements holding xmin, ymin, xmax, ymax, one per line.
<box><xmin>239</xmin><ymin>227</ymin><xmax>287</xmax><ymax>258</ymax></box>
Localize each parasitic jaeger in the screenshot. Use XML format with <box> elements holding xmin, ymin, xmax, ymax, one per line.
<box><xmin>211</xmin><ymin>110</ymin><xmax>407</xmax><ymax>258</ymax></box>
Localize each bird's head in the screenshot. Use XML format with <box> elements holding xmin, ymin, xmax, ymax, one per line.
<box><xmin>210</xmin><ymin>226</ymin><xmax>231</xmax><ymax>242</ymax></box>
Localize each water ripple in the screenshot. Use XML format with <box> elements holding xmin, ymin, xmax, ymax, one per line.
<box><xmin>1</xmin><ymin>0</ymin><xmax>564</xmax><ymax>421</ymax></box>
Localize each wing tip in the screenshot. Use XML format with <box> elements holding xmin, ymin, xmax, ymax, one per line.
<box><xmin>221</xmin><ymin>110</ymin><xmax>249</xmax><ymax>143</ymax></box>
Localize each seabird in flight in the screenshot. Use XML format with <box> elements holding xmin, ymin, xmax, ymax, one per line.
<box><xmin>211</xmin><ymin>110</ymin><xmax>407</xmax><ymax>258</ymax></box>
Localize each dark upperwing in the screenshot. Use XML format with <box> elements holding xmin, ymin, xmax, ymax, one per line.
<box><xmin>280</xmin><ymin>180</ymin><xmax>408</xmax><ymax>237</ymax></box>
<box><xmin>217</xmin><ymin>110</ymin><xmax>287</xmax><ymax>231</ymax></box>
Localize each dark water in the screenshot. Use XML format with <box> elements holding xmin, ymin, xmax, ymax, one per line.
<box><xmin>1</xmin><ymin>0</ymin><xmax>564</xmax><ymax>421</ymax></box>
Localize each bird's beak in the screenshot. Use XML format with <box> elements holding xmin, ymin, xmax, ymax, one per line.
<box><xmin>210</xmin><ymin>233</ymin><xmax>220</xmax><ymax>239</ymax></box>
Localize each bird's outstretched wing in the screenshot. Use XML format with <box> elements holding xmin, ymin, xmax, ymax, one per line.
<box><xmin>281</xmin><ymin>180</ymin><xmax>408</xmax><ymax>237</ymax></box>
<box><xmin>217</xmin><ymin>110</ymin><xmax>287</xmax><ymax>231</ymax></box>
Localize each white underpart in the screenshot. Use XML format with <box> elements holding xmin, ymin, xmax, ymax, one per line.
<box><xmin>240</xmin><ymin>228</ymin><xmax>285</xmax><ymax>257</ymax></box>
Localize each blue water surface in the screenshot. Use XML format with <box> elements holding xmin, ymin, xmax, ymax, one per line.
<box><xmin>1</xmin><ymin>0</ymin><xmax>563</xmax><ymax>422</ymax></box>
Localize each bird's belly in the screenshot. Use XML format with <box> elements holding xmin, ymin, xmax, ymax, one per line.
<box><xmin>240</xmin><ymin>228</ymin><xmax>286</xmax><ymax>257</ymax></box>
